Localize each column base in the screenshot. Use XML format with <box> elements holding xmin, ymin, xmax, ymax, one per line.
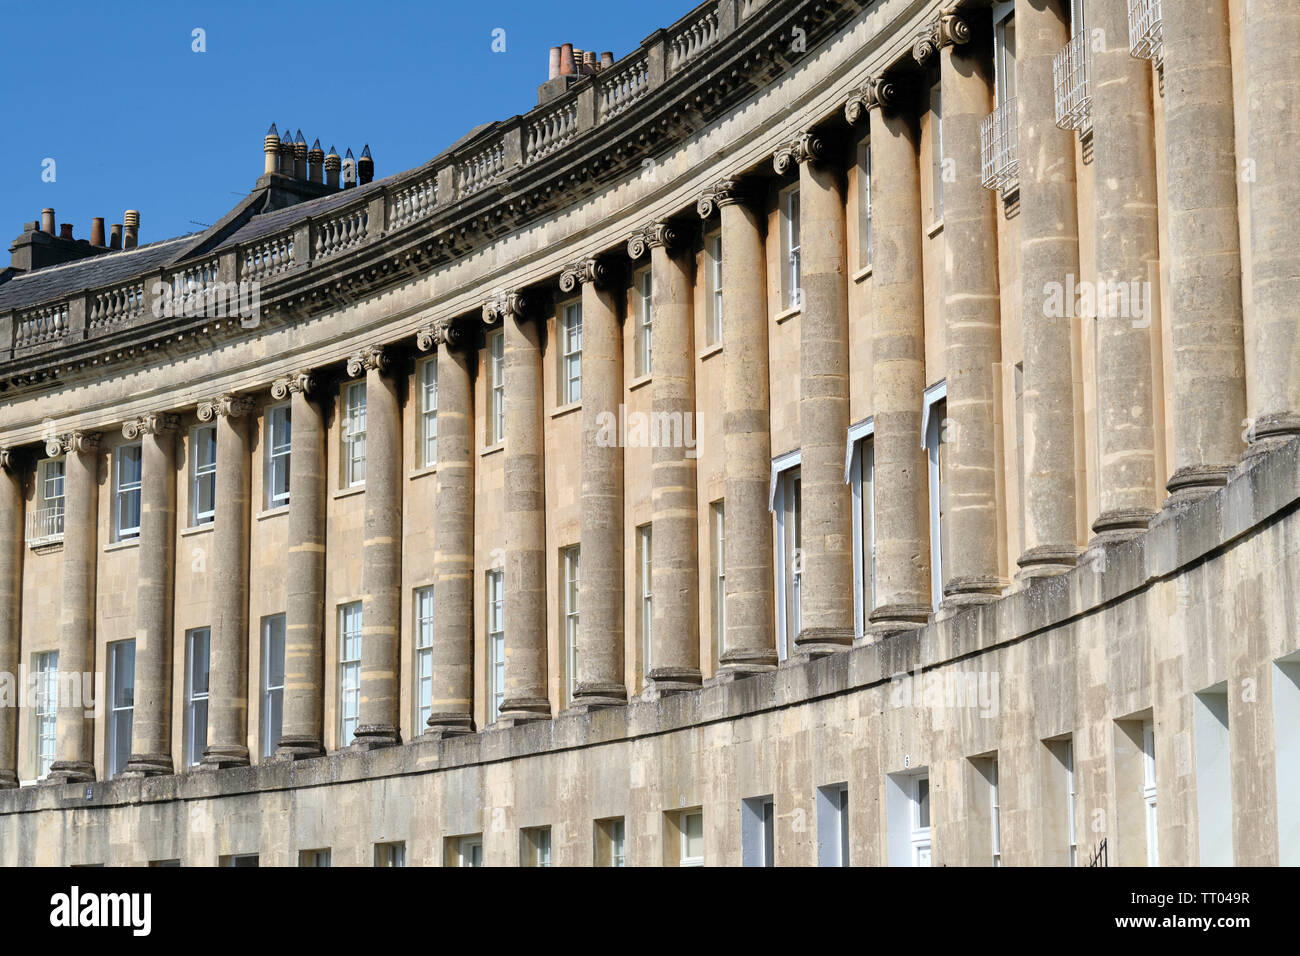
<box><xmin>273</xmin><ymin>736</ymin><xmax>326</xmax><ymax>761</ymax></box>
<box><xmin>716</xmin><ymin>647</ymin><xmax>779</xmax><ymax>677</ymax></box>
<box><xmin>350</xmin><ymin>725</ymin><xmax>402</xmax><ymax>751</ymax></box>
<box><xmin>121</xmin><ymin>753</ymin><xmax>174</xmax><ymax>777</ymax></box>
<box><xmin>1244</xmin><ymin>414</ymin><xmax>1300</xmax><ymax>464</ymax></box>
<box><xmin>199</xmin><ymin>746</ymin><xmax>250</xmax><ymax>770</ymax></box>
<box><xmin>422</xmin><ymin>713</ymin><xmax>475</xmax><ymax>739</ymax></box>
<box><xmin>1089</xmin><ymin>508</ymin><xmax>1156</xmax><ymax>547</ymax></box>
<box><xmin>0</xmin><ymin>770</ymin><xmax>19</xmax><ymax>789</ymax></box>
<box><xmin>46</xmin><ymin>760</ymin><xmax>96</xmax><ymax>784</ymax></box>
<box><xmin>496</xmin><ymin>697</ymin><xmax>553</xmax><ymax>726</ymax></box>
<box><xmin>793</xmin><ymin>627</ymin><xmax>854</xmax><ymax>659</ymax></box>
<box><xmin>935</xmin><ymin>586</ymin><xmax>1001</xmax><ymax>622</ymax></box>
<box><xmin>867</xmin><ymin>604</ymin><xmax>931</xmax><ymax>640</ymax></box>
<box><xmin>1015</xmin><ymin>544</ymin><xmax>1079</xmax><ymax>579</ymax></box>
<box><xmin>645</xmin><ymin>667</ymin><xmax>703</xmax><ymax>699</ymax></box>
<box><xmin>1163</xmin><ymin>464</ymin><xmax>1234</xmax><ymax>509</ymax></box>
<box><xmin>568</xmin><ymin>681</ymin><xmax>628</xmax><ymax>713</ymax></box>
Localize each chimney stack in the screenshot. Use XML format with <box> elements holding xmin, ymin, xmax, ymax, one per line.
<box><xmin>123</xmin><ymin>210</ymin><xmax>139</xmax><ymax>249</ymax></box>
<box><xmin>293</xmin><ymin>130</ymin><xmax>308</xmax><ymax>179</ymax></box>
<box><xmin>342</xmin><ymin>148</ymin><xmax>357</xmax><ymax>189</ymax></box>
<box><xmin>91</xmin><ymin>217</ymin><xmax>106</xmax><ymax>247</ymax></box>
<box><xmin>358</xmin><ymin>145</ymin><xmax>373</xmax><ymax>185</ymax></box>
<box><xmin>278</xmin><ymin>126</ymin><xmax>294</xmax><ymax>175</ymax></box>
<box><xmin>110</xmin><ymin>224</ymin><xmax>123</xmax><ymax>249</ymax></box>
<box><xmin>41</xmin><ymin>209</ymin><xmax>55</xmax><ymax>234</ymax></box>
<box><xmin>560</xmin><ymin>43</ymin><xmax>576</xmax><ymax>76</ymax></box>
<box><xmin>325</xmin><ymin>145</ymin><xmax>341</xmax><ymax>189</ymax></box>
<box><xmin>59</xmin><ymin>224</ymin><xmax>73</xmax><ymax>241</ymax></box>
<box><xmin>264</xmin><ymin>123</ymin><xmax>280</xmax><ymax>176</ymax></box>
<box><xmin>308</xmin><ymin>139</ymin><xmax>324</xmax><ymax>184</ymax></box>
<box><xmin>548</xmin><ymin>46</ymin><xmax>562</xmax><ymax>80</ymax></box>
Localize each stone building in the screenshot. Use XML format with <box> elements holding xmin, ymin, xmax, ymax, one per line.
<box><xmin>0</xmin><ymin>0</ymin><xmax>1296</xmax><ymax>867</ymax></box>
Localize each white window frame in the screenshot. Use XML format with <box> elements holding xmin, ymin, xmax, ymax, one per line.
<box><xmin>562</xmin><ymin>546</ymin><xmax>580</xmax><ymax>705</ymax></box>
<box><xmin>338</xmin><ymin>602</ymin><xmax>362</xmax><ymax>747</ymax></box>
<box><xmin>1142</xmin><ymin>719</ymin><xmax>1158</xmax><ymax>866</ymax></box>
<box><xmin>33</xmin><ymin>650</ymin><xmax>58</xmax><ymax>780</ymax></box>
<box><xmin>559</xmin><ymin>300</ymin><xmax>583</xmax><ymax>405</ymax></box>
<box><xmin>184</xmin><ymin>627</ymin><xmax>210</xmax><ymax>769</ymax></box>
<box><xmin>599</xmin><ymin>817</ymin><xmax>626</xmax><ymax>868</ymax></box>
<box><xmin>637</xmin><ymin>524</ymin><xmax>653</xmax><ymax>681</ymax></box>
<box><xmin>265</xmin><ymin>403</ymin><xmax>291</xmax><ymax>509</ymax></box>
<box><xmin>679</xmin><ymin>810</ymin><xmax>704</xmax><ymax>867</ymax></box>
<box><xmin>857</xmin><ymin>140</ymin><xmax>873</xmax><ymax>269</ymax></box>
<box><xmin>922</xmin><ymin>381</ymin><xmax>948</xmax><ymax>611</ymax></box>
<box><xmin>911</xmin><ymin>774</ymin><xmax>932</xmax><ymax>867</ymax></box>
<box><xmin>816</xmin><ymin>783</ymin><xmax>851</xmax><ymax>867</ymax></box>
<box><xmin>931</xmin><ymin>81</ymin><xmax>944</xmax><ymax>223</ymax></box>
<box><xmin>419</xmin><ymin>357</ymin><xmax>438</xmax><ymax>467</ymax></box>
<box><xmin>107</xmin><ymin>639</ymin><xmax>135</xmax><ymax>778</ymax></box>
<box><xmin>1065</xmin><ymin>737</ymin><xmax>1078</xmax><ymax>866</ymax></box>
<box><xmin>990</xmin><ymin>757</ymin><xmax>1002</xmax><ymax>866</ymax></box>
<box><xmin>343</xmin><ymin>381</ymin><xmax>367</xmax><ymax>488</ymax></box>
<box><xmin>414</xmin><ymin>586</ymin><xmax>435</xmax><ymax>731</ymax></box>
<box><xmin>846</xmin><ymin>418</ymin><xmax>876</xmax><ymax>638</ymax></box>
<box><xmin>487</xmin><ymin>329</ymin><xmax>505</xmax><ymax>446</ymax></box>
<box><xmin>191</xmin><ymin>425</ymin><xmax>217</xmax><ymax>526</ymax></box>
<box><xmin>299</xmin><ymin>849</ymin><xmax>331</xmax><ymax>868</ymax></box>
<box><xmin>993</xmin><ymin>1</ymin><xmax>1017</xmax><ymax>108</ymax></box>
<box><xmin>770</xmin><ymin>451</ymin><xmax>802</xmax><ymax>660</ymax></box>
<box><xmin>781</xmin><ymin>185</ymin><xmax>802</xmax><ymax>310</ymax></box>
<box><xmin>459</xmin><ymin>835</ymin><xmax>484</xmax><ymax>867</ymax></box>
<box><xmin>262</xmin><ymin>614</ymin><xmax>285</xmax><ymax>758</ymax></box>
<box><xmin>634</xmin><ymin>265</ymin><xmax>653</xmax><ymax>378</ymax></box>
<box><xmin>487</xmin><ymin>568</ymin><xmax>505</xmax><ymax>722</ymax></box>
<box><xmin>742</xmin><ymin>796</ymin><xmax>776</xmax><ymax>867</ymax></box>
<box><xmin>706</xmin><ymin>231</ymin><xmax>723</xmax><ymax>346</ymax></box>
<box><xmin>523</xmin><ymin>826</ymin><xmax>552</xmax><ymax>868</ymax></box>
<box><xmin>711</xmin><ymin>502</ymin><xmax>726</xmax><ymax>659</ymax></box>
<box><xmin>113</xmin><ymin>442</ymin><xmax>143</xmax><ymax>542</ymax></box>
<box><xmin>374</xmin><ymin>842</ymin><xmax>406</xmax><ymax>867</ymax></box>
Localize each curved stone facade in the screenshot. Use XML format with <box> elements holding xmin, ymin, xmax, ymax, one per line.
<box><xmin>0</xmin><ymin>0</ymin><xmax>1296</xmax><ymax>866</ymax></box>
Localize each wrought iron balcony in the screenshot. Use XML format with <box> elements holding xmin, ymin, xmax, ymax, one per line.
<box><xmin>1128</xmin><ymin>0</ymin><xmax>1163</xmax><ymax>64</ymax></box>
<box><xmin>1054</xmin><ymin>31</ymin><xmax>1092</xmax><ymax>133</ymax></box>
<box><xmin>980</xmin><ymin>96</ymin><xmax>1019</xmax><ymax>192</ymax></box>
<box><xmin>25</xmin><ymin>506</ymin><xmax>64</xmax><ymax>545</ymax></box>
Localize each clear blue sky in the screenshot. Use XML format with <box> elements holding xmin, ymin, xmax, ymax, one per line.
<box><xmin>0</xmin><ymin>0</ymin><xmax>671</xmax><ymax>247</ymax></box>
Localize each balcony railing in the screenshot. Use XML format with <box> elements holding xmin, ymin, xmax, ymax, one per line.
<box><xmin>26</xmin><ymin>506</ymin><xmax>64</xmax><ymax>544</ymax></box>
<box><xmin>15</xmin><ymin>302</ymin><xmax>69</xmax><ymax>351</ymax></box>
<box><xmin>314</xmin><ymin>206</ymin><xmax>369</xmax><ymax>261</ymax></box>
<box><xmin>668</xmin><ymin>7</ymin><xmax>721</xmax><ymax>74</ymax></box>
<box><xmin>1053</xmin><ymin>31</ymin><xmax>1092</xmax><ymax>132</ymax></box>
<box><xmin>980</xmin><ymin>96</ymin><xmax>1019</xmax><ymax>192</ymax></box>
<box><xmin>524</xmin><ymin>98</ymin><xmax>580</xmax><ymax>165</ymax></box>
<box><xmin>599</xmin><ymin>54</ymin><xmax>651</xmax><ymax>121</ymax></box>
<box><xmin>387</xmin><ymin>174</ymin><xmax>438</xmax><ymax>230</ymax></box>
<box><xmin>1128</xmin><ymin>0</ymin><xmax>1163</xmax><ymax>64</ymax></box>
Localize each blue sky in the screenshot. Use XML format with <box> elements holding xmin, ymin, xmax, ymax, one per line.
<box><xmin>0</xmin><ymin>0</ymin><xmax>670</xmax><ymax>247</ymax></box>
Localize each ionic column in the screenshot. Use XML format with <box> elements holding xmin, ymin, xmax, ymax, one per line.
<box><xmin>489</xmin><ymin>293</ymin><xmax>551</xmax><ymax>724</ymax></box>
<box><xmin>424</xmin><ymin>320</ymin><xmax>475</xmax><ymax>736</ymax></box>
<box><xmin>1162</xmin><ymin>0</ymin><xmax>1247</xmax><ymax>502</ymax></box>
<box><xmin>629</xmin><ymin>223</ymin><xmax>701</xmax><ymax>695</ymax></box>
<box><xmin>1015</xmin><ymin>0</ymin><xmax>1080</xmax><ymax>575</ymax></box>
<box><xmin>0</xmin><ymin>449</ymin><xmax>23</xmax><ymax>789</ymax></box>
<box><xmin>198</xmin><ymin>394</ymin><xmax>254</xmax><ymax>769</ymax></box>
<box><xmin>914</xmin><ymin>12</ymin><xmax>1005</xmax><ymax>606</ymax></box>
<box><xmin>349</xmin><ymin>346</ymin><xmax>403</xmax><ymax>749</ymax></box>
<box><xmin>773</xmin><ymin>131</ymin><xmax>854</xmax><ymax>654</ymax></box>
<box><xmin>561</xmin><ymin>257</ymin><xmax>627</xmax><ymax>710</ymax></box>
<box><xmin>123</xmin><ymin>413</ymin><xmax>179</xmax><ymax>777</ymax></box>
<box><xmin>274</xmin><ymin>371</ymin><xmax>327</xmax><ymax>759</ymax></box>
<box><xmin>47</xmin><ymin>431</ymin><xmax>100</xmax><ymax>784</ymax></box>
<box><xmin>697</xmin><ymin>181</ymin><xmax>777</xmax><ymax>676</ymax></box>
<box><xmin>1087</xmin><ymin>0</ymin><xmax>1162</xmax><ymax>539</ymax></box>
<box><xmin>1244</xmin><ymin>0</ymin><xmax>1300</xmax><ymax>456</ymax></box>
<box><xmin>850</xmin><ymin>79</ymin><xmax>932</xmax><ymax>633</ymax></box>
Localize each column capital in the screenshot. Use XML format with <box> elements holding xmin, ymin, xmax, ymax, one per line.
<box><xmin>416</xmin><ymin>317</ymin><xmax>474</xmax><ymax>352</ymax></box>
<box><xmin>559</xmin><ymin>257</ymin><xmax>613</xmax><ymax>293</ymax></box>
<box><xmin>0</xmin><ymin>448</ymin><xmax>18</xmax><ymax>472</ymax></box>
<box><xmin>122</xmin><ymin>412</ymin><xmax>180</xmax><ymax>440</ymax></box>
<box><xmin>773</xmin><ymin>130</ymin><xmax>831</xmax><ymax>175</ymax></box>
<box><xmin>482</xmin><ymin>290</ymin><xmax>533</xmax><ymax>324</ymax></box>
<box><xmin>270</xmin><ymin>370</ymin><xmax>317</xmax><ymax>400</ymax></box>
<box><xmin>46</xmin><ymin>431</ymin><xmax>101</xmax><ymax>458</ymax></box>
<box><xmin>843</xmin><ymin>75</ymin><xmax>912</xmax><ymax>123</ymax></box>
<box><xmin>627</xmin><ymin>221</ymin><xmax>684</xmax><ymax>260</ymax></box>
<box><xmin>196</xmin><ymin>394</ymin><xmax>256</xmax><ymax>423</ymax></box>
<box><xmin>346</xmin><ymin>345</ymin><xmax>389</xmax><ymax>378</ymax></box>
<box><xmin>912</xmin><ymin>6</ymin><xmax>971</xmax><ymax>65</ymax></box>
<box><xmin>696</xmin><ymin>178</ymin><xmax>750</xmax><ymax>219</ymax></box>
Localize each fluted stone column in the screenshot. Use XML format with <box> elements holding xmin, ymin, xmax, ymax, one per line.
<box><xmin>773</xmin><ymin>132</ymin><xmax>854</xmax><ymax>654</ymax></box>
<box><xmin>1088</xmin><ymin>0</ymin><xmax>1162</xmax><ymax>539</ymax></box>
<box><xmin>914</xmin><ymin>11</ymin><xmax>1005</xmax><ymax>606</ymax></box>
<box><xmin>561</xmin><ymin>257</ymin><xmax>627</xmax><ymax>710</ymax></box>
<box><xmin>629</xmin><ymin>223</ymin><xmax>701</xmax><ymax>695</ymax></box>
<box><xmin>0</xmin><ymin>450</ymin><xmax>23</xmax><ymax>789</ymax></box>
<box><xmin>424</xmin><ymin>320</ymin><xmax>475</xmax><ymax>736</ymax></box>
<box><xmin>198</xmin><ymin>395</ymin><xmax>254</xmax><ymax>769</ymax></box>
<box><xmin>1014</xmin><ymin>0</ymin><xmax>1080</xmax><ymax>575</ymax></box>
<box><xmin>490</xmin><ymin>294</ymin><xmax>551</xmax><ymax>724</ymax></box>
<box><xmin>48</xmin><ymin>431</ymin><xmax>100</xmax><ymax>784</ymax></box>
<box><xmin>1162</xmin><ymin>0</ymin><xmax>1247</xmax><ymax>502</ymax></box>
<box><xmin>349</xmin><ymin>346</ymin><xmax>403</xmax><ymax>749</ymax></box>
<box><xmin>123</xmin><ymin>413</ymin><xmax>179</xmax><ymax>777</ymax></box>
<box><xmin>849</xmin><ymin>80</ymin><xmax>933</xmax><ymax>633</ymax></box>
<box><xmin>274</xmin><ymin>372</ymin><xmax>327</xmax><ymax>759</ymax></box>
<box><xmin>1244</xmin><ymin>0</ymin><xmax>1300</xmax><ymax>456</ymax></box>
<box><xmin>697</xmin><ymin>181</ymin><xmax>777</xmax><ymax>676</ymax></box>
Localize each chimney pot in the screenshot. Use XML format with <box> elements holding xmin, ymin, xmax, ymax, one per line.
<box><xmin>549</xmin><ymin>46</ymin><xmax>562</xmax><ymax>81</ymax></box>
<box><xmin>91</xmin><ymin>217</ymin><xmax>106</xmax><ymax>247</ymax></box>
<box><xmin>601</xmin><ymin>51</ymin><xmax>614</xmax><ymax>69</ymax></box>
<box><xmin>342</xmin><ymin>148</ymin><xmax>357</xmax><ymax>189</ymax></box>
<box><xmin>264</xmin><ymin>123</ymin><xmax>281</xmax><ymax>176</ymax></box>
<box><xmin>325</xmin><ymin>145</ymin><xmax>341</xmax><ymax>189</ymax></box>
<box><xmin>59</xmin><ymin>223</ymin><xmax>74</xmax><ymax>240</ymax></box>
<box><xmin>41</xmin><ymin>208</ymin><xmax>55</xmax><ymax>234</ymax></box>
<box><xmin>308</xmin><ymin>138</ymin><xmax>325</xmax><ymax>184</ymax></box>
<box><xmin>123</xmin><ymin>210</ymin><xmax>139</xmax><ymax>249</ymax></box>
<box><xmin>560</xmin><ymin>43</ymin><xmax>576</xmax><ymax>76</ymax></box>
<box><xmin>358</xmin><ymin>144</ymin><xmax>374</xmax><ymax>185</ymax></box>
<box><xmin>110</xmin><ymin>224</ymin><xmax>123</xmax><ymax>249</ymax></box>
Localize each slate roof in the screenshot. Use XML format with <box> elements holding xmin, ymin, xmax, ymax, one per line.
<box><xmin>0</xmin><ymin>235</ymin><xmax>198</xmax><ymax>312</ymax></box>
